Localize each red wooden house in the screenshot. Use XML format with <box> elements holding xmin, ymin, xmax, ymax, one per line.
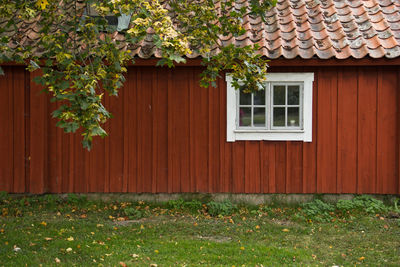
<box><xmin>1</xmin><ymin>0</ymin><xmax>400</xmax><ymax>195</ymax></box>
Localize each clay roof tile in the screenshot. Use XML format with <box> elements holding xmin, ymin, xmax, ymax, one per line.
<box><xmin>4</xmin><ymin>0</ymin><xmax>400</xmax><ymax>60</ymax></box>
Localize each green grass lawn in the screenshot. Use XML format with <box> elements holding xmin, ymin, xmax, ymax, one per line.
<box><xmin>0</xmin><ymin>194</ymin><xmax>399</xmax><ymax>266</ymax></box>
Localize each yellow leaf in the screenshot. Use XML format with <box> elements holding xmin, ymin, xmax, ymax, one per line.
<box><xmin>282</xmin><ymin>228</ymin><xmax>290</xmax><ymax>232</ymax></box>
<box><xmin>154</xmin><ymin>250</ymin><xmax>159</xmax><ymax>253</ymax></box>
<box><xmin>67</xmin><ymin>236</ymin><xmax>74</xmax><ymax>241</ymax></box>
<box><xmin>140</xmin><ymin>224</ymin><xmax>145</xmax><ymax>230</ymax></box>
<box><xmin>36</xmin><ymin>0</ymin><xmax>49</xmax><ymax>10</ymax></box>
<box><xmin>40</xmin><ymin>221</ymin><xmax>47</xmax><ymax>226</ymax></box>
<box><xmin>240</xmin><ymin>246</ymin><xmax>245</xmax><ymax>250</ymax></box>
<box><xmin>359</xmin><ymin>256</ymin><xmax>365</xmax><ymax>261</ymax></box>
<box><xmin>255</xmin><ymin>225</ymin><xmax>260</xmax><ymax>229</ymax></box>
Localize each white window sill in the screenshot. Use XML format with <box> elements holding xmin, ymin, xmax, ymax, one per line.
<box><xmin>231</xmin><ymin>131</ymin><xmax>310</xmax><ymax>142</ymax></box>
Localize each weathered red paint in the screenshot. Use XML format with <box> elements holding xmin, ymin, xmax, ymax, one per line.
<box><xmin>0</xmin><ymin>65</ymin><xmax>399</xmax><ymax>194</ymax></box>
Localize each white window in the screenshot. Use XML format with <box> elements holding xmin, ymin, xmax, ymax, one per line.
<box><xmin>226</xmin><ymin>73</ymin><xmax>314</xmax><ymax>142</ymax></box>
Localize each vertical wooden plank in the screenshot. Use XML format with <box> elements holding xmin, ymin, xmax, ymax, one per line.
<box><xmin>260</xmin><ymin>142</ymin><xmax>275</xmax><ymax>193</ymax></box>
<box><xmin>316</xmin><ymin>68</ymin><xmax>337</xmax><ymax>193</ymax></box>
<box><xmin>357</xmin><ymin>68</ymin><xmax>377</xmax><ymax>194</ymax></box>
<box><xmin>192</xmin><ymin>69</ymin><xmax>209</xmax><ymax>192</ymax></box>
<box><xmin>398</xmin><ymin>67</ymin><xmax>400</xmax><ymax>195</ymax></box>
<box><xmin>88</xmin><ymin>133</ymin><xmax>106</xmax><ymax>192</ymax></box>
<box><xmin>68</xmin><ymin>134</ymin><xmax>74</xmax><ymax>192</ymax></box>
<box><xmin>245</xmin><ymin>141</ymin><xmax>261</xmax><ymax>193</ymax></box>
<box><xmin>189</xmin><ymin>69</ymin><xmax>195</xmax><ymax>192</ymax></box>
<box><xmin>24</xmin><ymin>69</ymin><xmax>31</xmax><ymax>193</ymax></box>
<box><xmin>73</xmin><ymin>134</ymin><xmax>87</xmax><ymax>192</ymax></box>
<box><xmin>103</xmin><ymin>94</ymin><xmax>110</xmax><ymax>192</ymax></box>
<box><xmin>377</xmin><ymin>67</ymin><xmax>398</xmax><ymax>194</ymax></box>
<box><xmin>128</xmin><ymin>68</ymin><xmax>138</xmax><ymax>192</ymax></box>
<box><xmin>232</xmin><ymin>142</ymin><xmax>245</xmax><ymax>193</ymax></box>
<box><xmin>0</xmin><ymin>67</ymin><xmax>12</xmax><ymax>192</ymax></box>
<box><xmin>137</xmin><ymin>68</ymin><xmax>153</xmax><ymax>192</ymax></box>
<box><xmin>167</xmin><ymin>69</ymin><xmax>174</xmax><ymax>193</ymax></box>
<box><xmin>171</xmin><ymin>68</ymin><xmax>190</xmax><ymax>192</ymax></box>
<box><xmin>108</xmin><ymin>86</ymin><xmax>125</xmax><ymax>192</ymax></box>
<box><xmin>151</xmin><ymin>69</ymin><xmax>158</xmax><ymax>193</ymax></box>
<box><xmin>61</xmin><ymin>132</ymin><xmax>70</xmax><ymax>193</ymax></box>
<box><xmin>218</xmin><ymin>73</ymin><xmax>232</xmax><ymax>193</ymax></box>
<box><xmin>275</xmin><ymin>143</ymin><xmax>286</xmax><ymax>193</ymax></box>
<box><xmin>259</xmin><ymin>142</ymin><xmax>268</xmax><ymax>193</ymax></box>
<box><xmin>286</xmin><ymin>142</ymin><xmax>303</xmax><ymax>193</ymax></box>
<box><xmin>337</xmin><ymin>68</ymin><xmax>358</xmax><ymax>193</ymax></box>
<box><xmin>47</xmin><ymin>96</ymin><xmax>61</xmax><ymax>193</ymax></box>
<box><xmin>55</xmin><ymin>111</ymin><xmax>63</xmax><ymax>193</ymax></box>
<box><xmin>268</xmin><ymin>143</ymin><xmax>276</xmax><ymax>193</ymax></box>
<box><xmin>209</xmin><ymin>72</ymin><xmax>220</xmax><ymax>193</ymax></box>
<box><xmin>302</xmin><ymin>69</ymin><xmax>317</xmax><ymax>193</ymax></box>
<box><xmin>29</xmin><ymin>71</ymin><xmax>47</xmax><ymax>193</ymax></box>
<box><xmin>13</xmin><ymin>68</ymin><xmax>26</xmax><ymax>192</ymax></box>
<box><xmin>154</xmin><ymin>68</ymin><xmax>169</xmax><ymax>192</ymax></box>
<box><xmin>123</xmin><ymin>71</ymin><xmax>130</xmax><ymax>193</ymax></box>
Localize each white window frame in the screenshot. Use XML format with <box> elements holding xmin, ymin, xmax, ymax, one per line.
<box><xmin>226</xmin><ymin>72</ymin><xmax>314</xmax><ymax>142</ymax></box>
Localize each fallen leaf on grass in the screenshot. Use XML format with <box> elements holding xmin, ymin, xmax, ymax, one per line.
<box><xmin>240</xmin><ymin>246</ymin><xmax>245</xmax><ymax>250</ymax></box>
<box><xmin>40</xmin><ymin>221</ymin><xmax>47</xmax><ymax>226</ymax></box>
<box><xmin>282</xmin><ymin>228</ymin><xmax>290</xmax><ymax>232</ymax></box>
<box><xmin>66</xmin><ymin>247</ymin><xmax>72</xmax><ymax>252</ymax></box>
<box><xmin>383</xmin><ymin>225</ymin><xmax>389</xmax><ymax>229</ymax></box>
<box><xmin>66</xmin><ymin>236</ymin><xmax>74</xmax><ymax>241</ymax></box>
<box><xmin>132</xmin><ymin>254</ymin><xmax>139</xmax><ymax>258</ymax></box>
<box><xmin>55</xmin><ymin>258</ymin><xmax>61</xmax><ymax>263</ymax></box>
<box><xmin>119</xmin><ymin>262</ymin><xmax>127</xmax><ymax>267</ymax></box>
<box><xmin>359</xmin><ymin>256</ymin><xmax>365</xmax><ymax>261</ymax></box>
<box><xmin>45</xmin><ymin>237</ymin><xmax>52</xmax><ymax>241</ymax></box>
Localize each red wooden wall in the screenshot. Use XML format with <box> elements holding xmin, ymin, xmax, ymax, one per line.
<box><xmin>1</xmin><ymin>65</ymin><xmax>399</xmax><ymax>194</ymax></box>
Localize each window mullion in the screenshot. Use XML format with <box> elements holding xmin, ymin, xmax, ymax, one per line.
<box><xmin>285</xmin><ymin>85</ymin><xmax>288</xmax><ymax>127</ymax></box>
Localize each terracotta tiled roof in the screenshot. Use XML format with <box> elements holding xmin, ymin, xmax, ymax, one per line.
<box><xmin>3</xmin><ymin>0</ymin><xmax>400</xmax><ymax>59</ymax></box>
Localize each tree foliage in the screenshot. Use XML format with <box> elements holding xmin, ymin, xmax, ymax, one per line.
<box><xmin>0</xmin><ymin>0</ymin><xmax>276</xmax><ymax>149</ymax></box>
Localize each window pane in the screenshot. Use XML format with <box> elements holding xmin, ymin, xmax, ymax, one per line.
<box><xmin>288</xmin><ymin>85</ymin><xmax>300</xmax><ymax>105</ymax></box>
<box><xmin>253</xmin><ymin>108</ymin><xmax>265</xmax><ymax>127</ymax></box>
<box><xmin>273</xmin><ymin>107</ymin><xmax>285</xmax><ymax>127</ymax></box>
<box><xmin>288</xmin><ymin>107</ymin><xmax>300</xmax><ymax>127</ymax></box>
<box><xmin>253</xmin><ymin>90</ymin><xmax>265</xmax><ymax>105</ymax></box>
<box><xmin>240</xmin><ymin>91</ymin><xmax>251</xmax><ymax>105</ymax></box>
<box><xmin>273</xmin><ymin>85</ymin><xmax>285</xmax><ymax>105</ymax></box>
<box><xmin>239</xmin><ymin>107</ymin><xmax>251</xmax><ymax>126</ymax></box>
